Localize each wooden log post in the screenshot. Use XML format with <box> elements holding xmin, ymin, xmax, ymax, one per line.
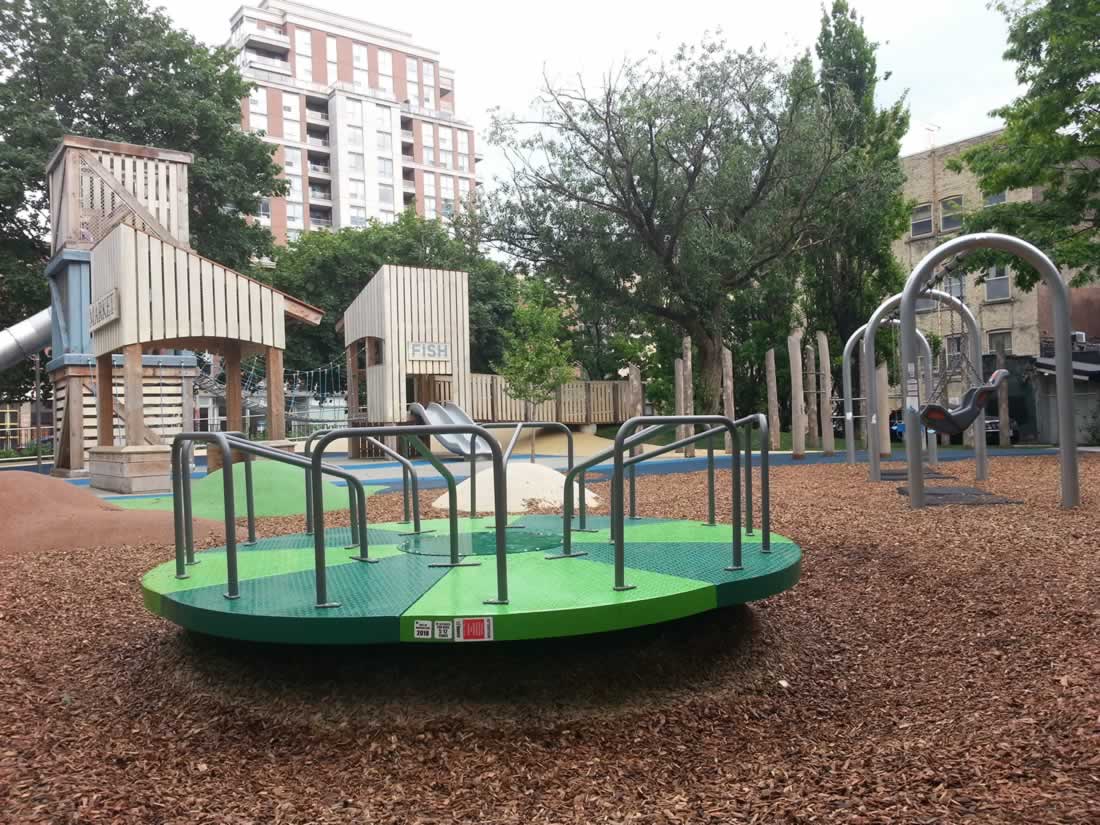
<box><xmin>805</xmin><ymin>342</ymin><xmax>820</xmax><ymax>450</ymax></box>
<box><xmin>721</xmin><ymin>347</ymin><xmax>736</xmax><ymax>454</ymax></box>
<box><xmin>877</xmin><ymin>360</ymin><xmax>891</xmax><ymax>458</ymax></box>
<box><xmin>224</xmin><ymin>341</ymin><xmax>243</xmax><ymax>433</ymax></box>
<box><xmin>96</xmin><ymin>353</ymin><xmax>114</xmax><ymax>447</ymax></box>
<box><xmin>788</xmin><ymin>331</ymin><xmax>806</xmax><ymax>459</ymax></box>
<box><xmin>673</xmin><ymin>357</ymin><xmax>685</xmax><ymax>453</ymax></box>
<box><xmin>64</xmin><ymin>375</ymin><xmax>84</xmax><ymax>469</ymax></box>
<box><xmin>996</xmin><ymin>343</ymin><xmax>1010</xmax><ymax>447</ymax></box>
<box><xmin>265</xmin><ymin>347</ymin><xmax>285</xmax><ymax>441</ymax></box>
<box><xmin>681</xmin><ymin>336</ymin><xmax>695</xmax><ymax>457</ymax></box>
<box><xmin>346</xmin><ymin>343</ymin><xmax>361</xmax><ymax>458</ymax></box>
<box><xmin>766</xmin><ymin>348</ymin><xmax>780</xmax><ymax>450</ymax></box>
<box><xmin>123</xmin><ymin>343</ymin><xmax>144</xmax><ymax>447</ymax></box>
<box><xmin>817</xmin><ymin>331</ymin><xmax>835</xmax><ymax>456</ymax></box>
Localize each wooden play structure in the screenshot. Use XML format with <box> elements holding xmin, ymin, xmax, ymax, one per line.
<box><xmin>46</xmin><ymin>135</ymin><xmax>322</xmax><ymax>491</ymax></box>
<box><xmin>341</xmin><ymin>265</ymin><xmax>629</xmax><ymax>456</ymax></box>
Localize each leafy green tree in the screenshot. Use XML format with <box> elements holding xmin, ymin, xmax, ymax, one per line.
<box><xmin>488</xmin><ymin>36</ymin><xmax>879</xmax><ymax>411</ymax></box>
<box><xmin>799</xmin><ymin>0</ymin><xmax>910</xmax><ymax>350</ymax></box>
<box><xmin>495</xmin><ymin>282</ymin><xmax>575</xmax><ymax>461</ymax></box>
<box><xmin>270</xmin><ymin>211</ymin><xmax>518</xmax><ymax>373</ymax></box>
<box><xmin>949</xmin><ymin>0</ymin><xmax>1100</xmax><ymax>285</ymax></box>
<box><xmin>0</xmin><ymin>0</ymin><xmax>286</xmax><ymax>397</ymax></box>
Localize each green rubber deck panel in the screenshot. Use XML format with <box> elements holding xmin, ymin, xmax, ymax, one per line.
<box><xmin>116</xmin><ymin>459</ymin><xmax>384</xmax><ymax>519</ymax></box>
<box><xmin>142</xmin><ymin>517</ymin><xmax>801</xmax><ymax>645</ymax></box>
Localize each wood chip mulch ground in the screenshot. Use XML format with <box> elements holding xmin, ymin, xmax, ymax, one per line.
<box><xmin>1</xmin><ymin>455</ymin><xmax>1098</xmax><ymax>823</ymax></box>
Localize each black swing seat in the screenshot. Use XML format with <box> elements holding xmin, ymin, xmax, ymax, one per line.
<box><xmin>919</xmin><ymin>369</ymin><xmax>1009</xmax><ymax>436</ymax></box>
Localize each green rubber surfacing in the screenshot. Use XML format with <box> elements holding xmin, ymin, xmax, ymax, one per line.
<box><xmin>142</xmin><ymin>517</ymin><xmax>801</xmax><ymax>645</ymax></box>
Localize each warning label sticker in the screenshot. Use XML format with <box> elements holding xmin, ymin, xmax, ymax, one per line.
<box><xmin>454</xmin><ymin>617</ymin><xmax>493</xmax><ymax>642</ymax></box>
<box><xmin>413</xmin><ymin>620</ymin><xmax>432</xmax><ymax>639</ymax></box>
<box><xmin>433</xmin><ymin>621</ymin><xmax>453</xmax><ymax>640</ymax></box>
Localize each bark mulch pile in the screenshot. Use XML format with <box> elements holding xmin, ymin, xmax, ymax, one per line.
<box><xmin>1</xmin><ymin>456</ymin><xmax>1097</xmax><ymax>823</ymax></box>
<box><xmin>0</xmin><ymin>471</ymin><xmax>223</xmax><ymax>559</ymax></box>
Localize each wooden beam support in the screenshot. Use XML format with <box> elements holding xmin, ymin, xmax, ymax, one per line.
<box><xmin>123</xmin><ymin>344</ymin><xmax>145</xmax><ymax>447</ymax></box>
<box><xmin>766</xmin><ymin>348</ymin><xmax>781</xmax><ymax>450</ymax></box>
<box><xmin>63</xmin><ymin>375</ymin><xmax>85</xmax><ymax>470</ymax></box>
<box><xmin>96</xmin><ymin>354</ymin><xmax>114</xmax><ymax>447</ymax></box>
<box><xmin>721</xmin><ymin>347</ymin><xmax>736</xmax><ymax>454</ymax></box>
<box><xmin>266</xmin><ymin>347</ymin><xmax>286</xmax><ymax>441</ymax></box>
<box><xmin>224</xmin><ymin>340</ymin><xmax>243</xmax><ymax>433</ymax></box>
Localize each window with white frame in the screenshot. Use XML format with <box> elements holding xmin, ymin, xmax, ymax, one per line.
<box><xmin>378</xmin><ymin>50</ymin><xmax>393</xmax><ymax>93</ymax></box>
<box><xmin>258</xmin><ymin>198</ymin><xmax>271</xmax><ymax>219</ymax></box>
<box><xmin>348</xmin><ymin>125</ymin><xmax>364</xmax><ymax>147</ymax></box>
<box><xmin>458</xmin><ymin>178</ymin><xmax>470</xmax><ymax>201</ymax></box>
<box><xmin>464</xmin><ymin>131</ymin><xmax>473</xmax><ymax>155</ymax></box>
<box><xmin>377</xmin><ymin>132</ymin><xmax>392</xmax><ymax>153</ymax></box>
<box><xmin>249</xmin><ymin>87</ymin><xmax>267</xmax><ymax>115</ymax></box>
<box><xmin>326</xmin><ymin>36</ymin><xmax>338</xmax><ymax>82</ymax></box>
<box><xmin>352</xmin><ymin>43</ymin><xmax>367</xmax><ymax>66</ymax></box>
<box><xmin>376</xmin><ymin>105</ymin><xmax>390</xmax><ymax>129</ymax></box>
<box><xmin>423</xmin><ymin>174</ymin><xmax>436</xmax><ymax>197</ymax></box>
<box><xmin>377</xmin><ymin>157</ymin><xmax>393</xmax><ymax>178</ymax></box>
<box><xmin>353</xmin><ymin>67</ymin><xmax>368</xmax><ymax>90</ymax></box>
<box><xmin>348</xmin><ymin>152</ymin><xmax>365</xmax><ymax>174</ymax></box>
<box><xmin>287</xmin><ymin>228</ymin><xmax>301</xmax><ymax>242</ymax></box>
<box><xmin>987</xmin><ymin>330</ymin><xmax>1012</xmax><ymax>355</ymax></box>
<box><xmin>946</xmin><ymin>273</ymin><xmax>965</xmax><ymax>300</ymax></box>
<box><xmin>284</xmin><ymin>147</ymin><xmax>301</xmax><ymax>173</ymax></box>
<box><xmin>940</xmin><ymin>195</ymin><xmax>963</xmax><ymax>232</ymax></box>
<box><xmin>250</xmin><ymin>112</ymin><xmax>268</xmax><ymax>133</ymax></box>
<box><xmin>349</xmin><ymin>179</ymin><xmax>366</xmax><ymax>201</ymax></box>
<box><xmin>941</xmin><ymin>334</ymin><xmax>964</xmax><ymax>371</ymax></box>
<box><xmin>405</xmin><ymin>56</ymin><xmax>419</xmax><ymax>103</ymax></box>
<box><xmin>286</xmin><ymin>202</ymin><xmax>304</xmax><ymax>225</ymax></box>
<box><xmin>984</xmin><ymin>190</ymin><xmax>1006</xmax><ymax>207</ymax></box>
<box><xmin>283</xmin><ymin>92</ymin><xmax>300</xmax><ymax>124</ymax></box>
<box><xmin>439</xmin><ymin>130</ymin><xmax>452</xmax><ymax>168</ymax></box>
<box><xmin>457</xmin><ymin>153</ymin><xmax>468</xmax><ymax>171</ymax></box>
<box><xmin>349</xmin><ymin>205</ymin><xmax>368</xmax><ymax>226</ymax></box>
<box><xmin>295</xmin><ymin>29</ymin><xmax>312</xmax><ymax>82</ymax></box>
<box><xmin>910</xmin><ymin>203</ymin><xmax>932</xmax><ymax>236</ymax></box>
<box><xmin>440</xmin><ymin>175</ymin><xmax>454</xmax><ymax>215</ymax></box>
<box><xmin>286</xmin><ymin>173</ymin><xmax>303</xmax><ymax>202</ymax></box>
<box><xmin>378</xmin><ymin>183</ymin><xmax>394</xmax><ymax>206</ymax></box>
<box><xmin>346</xmin><ymin>98</ymin><xmax>363</xmax><ymax>122</ymax></box>
<box><xmin>985</xmin><ymin>264</ymin><xmax>1010</xmax><ymax>301</ymax></box>
<box><xmin>423</xmin><ymin>196</ymin><xmax>436</xmax><ymax>218</ymax></box>
<box><xmin>423</xmin><ymin>62</ymin><xmax>435</xmax><ymax>107</ymax></box>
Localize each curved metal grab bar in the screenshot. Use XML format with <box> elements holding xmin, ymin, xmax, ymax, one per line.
<box><xmin>310</xmin><ymin>425</ymin><xmax>511</xmax><ymax>608</ymax></box>
<box><xmin>171</xmin><ymin>433</ymin><xmax>238</xmax><ymax>598</ymax></box>
<box><xmin>474</xmin><ymin>420</ymin><xmax>576</xmax><ymax>471</ymax></box>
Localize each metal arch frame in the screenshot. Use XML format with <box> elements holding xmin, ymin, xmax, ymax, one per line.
<box><xmin>865</xmin><ymin>288</ymin><xmax>981</xmax><ymax>482</ymax></box>
<box><xmin>311</xmin><ymin>424</ymin><xmax>511</xmax><ymax>608</ymax></box>
<box><xmin>900</xmin><ymin>233</ymin><xmax>1079</xmax><ymax>508</ymax></box>
<box><xmin>843</xmin><ymin>318</ymin><xmax>937</xmax><ymax>465</ymax></box>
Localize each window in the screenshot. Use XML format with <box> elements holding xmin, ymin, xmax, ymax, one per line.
<box><xmin>376</xmin><ymin>105</ymin><xmax>390</xmax><ymax>129</ymax></box>
<box><xmin>348</xmin><ymin>152</ymin><xmax>365</xmax><ymax>174</ymax></box>
<box><xmin>286</xmin><ymin>173</ymin><xmax>303</xmax><ymax>201</ymax></box>
<box><xmin>284</xmin><ymin>147</ymin><xmax>301</xmax><ymax>172</ymax></box>
<box><xmin>987</xmin><ymin>330</ymin><xmax>1012</xmax><ymax>355</ymax></box>
<box><xmin>298</xmin><ymin>60</ymin><xmax>312</xmax><ymax>83</ymax></box>
<box><xmin>326</xmin><ymin>36</ymin><xmax>337</xmax><ymax>82</ymax></box>
<box><xmin>379</xmin><ymin>208</ymin><xmax>395</xmax><ymax>223</ymax></box>
<box><xmin>984</xmin><ymin>190</ymin><xmax>1006</xmax><ymax>207</ymax></box>
<box><xmin>377</xmin><ymin>157</ymin><xmax>393</xmax><ymax>178</ymax></box>
<box><xmin>282</xmin><ymin>92</ymin><xmax>300</xmax><ymax>123</ymax></box>
<box><xmin>378</xmin><ymin>49</ymin><xmax>393</xmax><ymax>93</ymax></box>
<box><xmin>406</xmin><ymin>56</ymin><xmax>418</xmax><ymax>77</ymax></box>
<box><xmin>910</xmin><ymin>203</ymin><xmax>932</xmax><ymax>236</ymax></box>
<box><xmin>353</xmin><ymin>68</ymin><xmax>368</xmax><ymax>90</ymax></box>
<box><xmin>940</xmin><ymin>195</ymin><xmax>963</xmax><ymax>232</ymax></box>
<box><xmin>295</xmin><ymin>29</ymin><xmax>312</xmax><ymax>83</ymax></box>
<box><xmin>377</xmin><ymin>132</ymin><xmax>392</xmax><ymax>153</ymax></box>
<box><xmin>408</xmin><ymin>78</ymin><xmax>420</xmax><ymax>105</ymax></box>
<box><xmin>378</xmin><ymin>183</ymin><xmax>394</xmax><ymax>206</ymax></box>
<box><xmin>440</xmin><ymin>175</ymin><xmax>454</xmax><ymax>199</ymax></box>
<box><xmin>349</xmin><ymin>179</ymin><xmax>366</xmax><ymax>201</ymax></box>
<box><xmin>348</xmin><ymin>125</ymin><xmax>364</xmax><ymax>147</ymax></box>
<box><xmin>287</xmin><ymin>229</ymin><xmax>301</xmax><ymax>242</ymax></box>
<box><xmin>985</xmin><ymin>264</ymin><xmax>1010</xmax><ymax>301</ymax></box>
<box><xmin>423</xmin><ymin>85</ymin><xmax>434</xmax><ymax>108</ymax></box>
<box><xmin>349</xmin><ymin>205</ymin><xmax>368</xmax><ymax>226</ymax></box>
<box><xmin>250</xmin><ymin>112</ymin><xmax>268</xmax><ymax>133</ymax></box>
<box><xmin>248</xmin><ymin>88</ymin><xmax>267</xmax><ymax>115</ymax></box>
<box><xmin>423</xmin><ymin>196</ymin><xmax>436</xmax><ymax>218</ymax></box>
<box><xmin>423</xmin><ymin>62</ymin><xmax>435</xmax><ymax>84</ymax></box>
<box><xmin>352</xmin><ymin>44</ymin><xmax>367</xmax><ymax>67</ymax></box>
<box><xmin>286</xmin><ymin>202</ymin><xmax>304</xmax><ymax>225</ymax></box>
<box><xmin>423</xmin><ymin>124</ymin><xmax>435</xmax><ymax>147</ymax></box>
<box><xmin>464</xmin><ymin>131</ymin><xmax>473</xmax><ymax>154</ymax></box>
<box><xmin>258</xmin><ymin>198</ymin><xmax>271</xmax><ymax>219</ymax></box>
<box><xmin>458</xmin><ymin>178</ymin><xmax>470</xmax><ymax>201</ymax></box>
<box><xmin>346</xmin><ymin>98</ymin><xmax>363</xmax><ymax>122</ymax></box>
<box><xmin>457</xmin><ymin>153</ymin><xmax>468</xmax><ymax>171</ymax></box>
<box><xmin>439</xmin><ymin>150</ymin><xmax>452</xmax><ymax>168</ymax></box>
<box><xmin>946</xmin><ymin>273</ymin><xmax>965</xmax><ymax>300</ymax></box>
<box><xmin>941</xmin><ymin>334</ymin><xmax>964</xmax><ymax>371</ymax></box>
<box><xmin>423</xmin><ymin>146</ymin><xmax>435</xmax><ymax>164</ymax></box>
<box><xmin>423</xmin><ymin>174</ymin><xmax>436</xmax><ymax>197</ymax></box>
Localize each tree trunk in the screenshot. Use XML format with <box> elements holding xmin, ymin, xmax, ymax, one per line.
<box><xmin>690</xmin><ymin>327</ymin><xmax>725</xmax><ymax>415</ymax></box>
<box><xmin>681</xmin><ymin>336</ymin><xmax>695</xmax><ymax>457</ymax></box>
<box><xmin>805</xmin><ymin>343</ymin><xmax>819</xmax><ymax>450</ymax></box>
<box><xmin>788</xmin><ymin>331</ymin><xmax>806</xmax><ymax>459</ymax></box>
<box><xmin>721</xmin><ymin>347</ymin><xmax>735</xmax><ymax>454</ymax></box>
<box><xmin>765</xmin><ymin>349</ymin><xmax>781</xmax><ymax>450</ymax></box>
<box><xmin>817</xmin><ymin>331</ymin><xmax>835</xmax><ymax>456</ymax></box>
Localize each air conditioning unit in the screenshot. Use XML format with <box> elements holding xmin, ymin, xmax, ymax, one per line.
<box><xmin>1072</xmin><ymin>331</ymin><xmax>1087</xmax><ymax>344</ymax></box>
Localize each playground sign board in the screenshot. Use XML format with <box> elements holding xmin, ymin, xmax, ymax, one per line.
<box><xmin>88</xmin><ymin>289</ymin><xmax>119</xmax><ymax>332</ymax></box>
<box><xmin>408</xmin><ymin>341</ymin><xmax>450</xmax><ymax>361</ymax></box>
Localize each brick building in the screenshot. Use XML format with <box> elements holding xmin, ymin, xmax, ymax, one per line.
<box><xmin>228</xmin><ymin>0</ymin><xmax>479</xmax><ymax>243</ymax></box>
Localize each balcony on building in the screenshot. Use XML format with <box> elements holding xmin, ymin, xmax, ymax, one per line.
<box><xmin>241</xmin><ymin>47</ymin><xmax>291</xmax><ymax>76</ymax></box>
<box><xmin>231</xmin><ymin>20</ymin><xmax>290</xmax><ymax>53</ymax></box>
<box><xmin>400</xmin><ymin>115</ymin><xmax>415</xmax><ymax>143</ymax></box>
<box><xmin>308</xmin><ymin>206</ymin><xmax>333</xmax><ymax>229</ymax></box>
<box><xmin>308</xmin><ymin>183</ymin><xmax>333</xmax><ymax>206</ymax></box>
<box><xmin>307</xmin><ymin>152</ymin><xmax>331</xmax><ymax>178</ymax></box>
<box><xmin>439</xmin><ymin>84</ymin><xmax>454</xmax><ymax>114</ymax></box>
<box><xmin>306</xmin><ymin>125</ymin><xmax>331</xmax><ymax>151</ymax></box>
<box><xmin>305</xmin><ymin>99</ymin><xmax>330</xmax><ymax>125</ymax></box>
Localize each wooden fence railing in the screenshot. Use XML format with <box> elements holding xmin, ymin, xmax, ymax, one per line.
<box><xmin>433</xmin><ymin>374</ymin><xmax>628</xmax><ymax>424</ymax></box>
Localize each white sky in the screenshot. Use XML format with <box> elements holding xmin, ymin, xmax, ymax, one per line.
<box><xmin>158</xmin><ymin>0</ymin><xmax>1021</xmax><ymax>183</ymax></box>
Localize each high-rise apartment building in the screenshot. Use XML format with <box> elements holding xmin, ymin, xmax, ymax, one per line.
<box><xmin>228</xmin><ymin>0</ymin><xmax>479</xmax><ymax>243</ymax></box>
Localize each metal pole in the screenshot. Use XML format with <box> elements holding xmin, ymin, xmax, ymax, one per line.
<box><xmin>33</xmin><ymin>354</ymin><xmax>41</xmax><ymax>473</ymax></box>
<box><xmin>171</xmin><ymin>441</ymin><xmax>187</xmax><ymax>579</ymax></box>
<box><xmin>469</xmin><ymin>448</ymin><xmax>477</xmax><ymax>519</ymax></box>
<box><xmin>401</xmin><ymin>463</ymin><xmax>411</xmax><ymax>523</ymax></box>
<box><xmin>406</xmin><ymin>436</ymin><xmax>475</xmax><ymax>568</ymax></box>
<box><xmin>842</xmin><ymin>325</ymin><xmax>865</xmax><ymax>464</ymax></box>
<box><xmin>758</xmin><ymin>413</ymin><xmax>771</xmax><ymax>552</ymax></box>
<box><xmin>242</xmin><ymin>456</ymin><xmax>257</xmax><ymax>546</ymax></box>
<box><xmin>217</xmin><ymin>438</ymin><xmax>239</xmax><ymax>600</ymax></box>
<box><xmin>345</xmin><ymin>484</ymin><xmax>359</xmax><ymax>549</ymax></box>
<box><xmin>743</xmin><ymin>426</ymin><xmax>753</xmax><ymax>534</ymax></box>
<box><xmin>628</xmin><ymin>464</ymin><xmax>637</xmax><ymax>519</ymax></box>
<box><xmin>705</xmin><ymin>436</ymin><xmax>716</xmax><ymax>526</ymax></box>
<box><xmin>726</xmin><ymin>436</ymin><xmax>742</xmax><ymax>571</ymax></box>
<box><xmin>183</xmin><ymin>442</ymin><xmax>195</xmax><ymax>564</ymax></box>
<box><xmin>577</xmin><ymin>470</ymin><xmax>587</xmax><ymax>528</ymax></box>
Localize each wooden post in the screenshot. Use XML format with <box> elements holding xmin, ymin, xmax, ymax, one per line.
<box><xmin>877</xmin><ymin>360</ymin><xmax>891</xmax><ymax>458</ymax></box>
<box><xmin>65</xmin><ymin>375</ymin><xmax>85</xmax><ymax>469</ymax></box>
<box><xmin>346</xmin><ymin>344</ymin><xmax>359</xmax><ymax>418</ymax></box>
<box><xmin>265</xmin><ymin>347</ymin><xmax>286</xmax><ymax>440</ymax></box>
<box><xmin>996</xmin><ymin>343</ymin><xmax>1010</xmax><ymax>447</ymax></box>
<box><xmin>224</xmin><ymin>341</ymin><xmax>243</xmax><ymax>433</ymax></box>
<box><xmin>96</xmin><ymin>354</ymin><xmax>114</xmax><ymax>446</ymax></box>
<box><xmin>805</xmin><ymin>342</ymin><xmax>819</xmax><ymax>450</ymax></box>
<box><xmin>681</xmin><ymin>337</ymin><xmax>695</xmax><ymax>457</ymax></box>
<box><xmin>123</xmin><ymin>343</ymin><xmax>144</xmax><ymax>447</ymax></box>
<box><xmin>674</xmin><ymin>357</ymin><xmax>685</xmax><ymax>453</ymax></box>
<box><xmin>766</xmin><ymin>348</ymin><xmax>780</xmax><ymax>450</ymax></box>
<box><xmin>788</xmin><ymin>331</ymin><xmax>806</xmax><ymax>459</ymax></box>
<box><xmin>555</xmin><ymin>386</ymin><xmax>563</xmax><ymax>423</ymax></box>
<box><xmin>584</xmin><ymin>382</ymin><xmax>593</xmax><ymax>425</ymax></box>
<box><xmin>817</xmin><ymin>331</ymin><xmax>835</xmax><ymax>456</ymax></box>
<box><xmin>721</xmin><ymin>347</ymin><xmax>735</xmax><ymax>454</ymax></box>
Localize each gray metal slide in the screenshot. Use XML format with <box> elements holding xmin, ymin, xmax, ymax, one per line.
<box><xmin>408</xmin><ymin>401</ymin><xmax>492</xmax><ymax>457</ymax></box>
<box><xmin>0</xmin><ymin>308</ymin><xmax>52</xmax><ymax>371</ymax></box>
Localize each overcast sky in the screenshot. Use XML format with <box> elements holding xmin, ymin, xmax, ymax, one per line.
<box><xmin>159</xmin><ymin>0</ymin><xmax>1021</xmax><ymax>182</ymax></box>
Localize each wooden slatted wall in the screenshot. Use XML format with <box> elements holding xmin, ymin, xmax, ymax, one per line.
<box><xmin>90</xmin><ymin>224</ymin><xmax>286</xmax><ymax>356</ymax></box>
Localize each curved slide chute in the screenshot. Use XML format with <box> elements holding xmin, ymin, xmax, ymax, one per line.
<box><xmin>0</xmin><ymin>308</ymin><xmax>52</xmax><ymax>371</ymax></box>
<box><xmin>408</xmin><ymin>401</ymin><xmax>493</xmax><ymax>458</ymax></box>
